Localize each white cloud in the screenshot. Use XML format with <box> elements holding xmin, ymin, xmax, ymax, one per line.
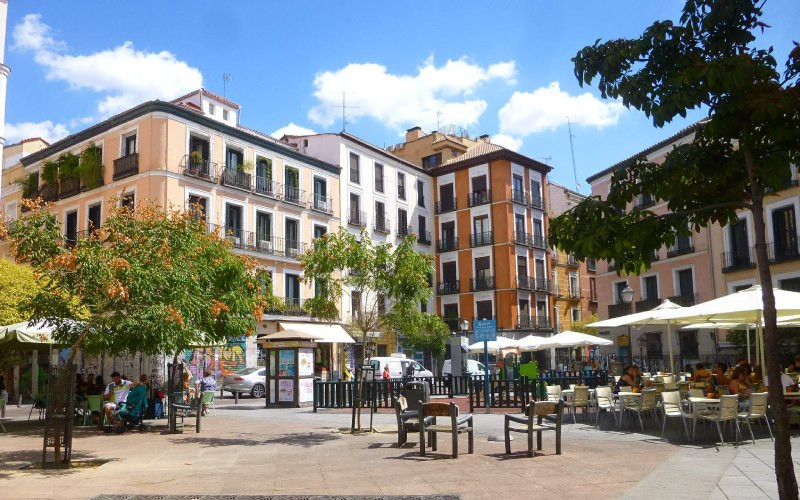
<box><xmin>491</xmin><ymin>133</ymin><xmax>523</xmax><ymax>151</ymax></box>
<box><xmin>5</xmin><ymin>120</ymin><xmax>69</xmax><ymax>144</ymax></box>
<box><xmin>497</xmin><ymin>81</ymin><xmax>626</xmax><ymax>143</ymax></box>
<box><xmin>308</xmin><ymin>57</ymin><xmax>516</xmax><ymax>132</ymax></box>
<box><xmin>271</xmin><ymin>122</ymin><xmax>315</xmax><ymax>138</ymax></box>
<box><xmin>13</xmin><ymin>14</ymin><xmax>202</xmax><ymax>117</ymax></box>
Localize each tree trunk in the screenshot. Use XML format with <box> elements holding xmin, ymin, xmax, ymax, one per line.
<box><xmin>743</xmin><ymin>143</ymin><xmax>798</xmax><ymax>500</ymax></box>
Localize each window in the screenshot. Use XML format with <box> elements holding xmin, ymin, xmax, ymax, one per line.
<box><xmin>188</xmin><ymin>194</ymin><xmax>207</xmax><ymax>221</ymax></box>
<box><xmin>397</xmin><ymin>208</ymin><xmax>408</xmax><ymax>235</ymax></box>
<box><xmin>779</xmin><ymin>277</ymin><xmax>800</xmax><ymax>292</ymax></box>
<box><xmin>772</xmin><ymin>206</ymin><xmax>798</xmax><ymax>259</ymax></box>
<box><xmin>420</xmin><ymin>301</ymin><xmax>427</xmax><ymax>313</ymax></box>
<box><xmin>679</xmin><ymin>330</ymin><xmax>699</xmax><ymax>357</ymax></box>
<box><xmin>313</xmin><ymin>225</ymin><xmax>327</xmax><ymax>239</ymax></box>
<box><xmin>374</xmin><ymin>163</ymin><xmax>384</xmax><ymax>192</ymax></box>
<box><xmin>643</xmin><ymin>276</ymin><xmax>658</xmax><ymax>301</ymax></box>
<box><xmin>377</xmin><ymin>294</ymin><xmax>386</xmax><ymax>315</ymax></box>
<box><xmin>397</xmin><ymin>172</ymin><xmax>406</xmax><ymax>200</ymax></box>
<box><xmin>223</xmin><ymin>109</ymin><xmax>229</xmax><ymax>121</ymax></box>
<box><xmin>517</xmin><ymin>256</ymin><xmax>527</xmax><ymax>278</ymax></box>
<box><xmin>284</xmin><ymin>166</ymin><xmax>300</xmax><ymax>203</ymax></box>
<box><xmin>422</xmin><ymin>153</ymin><xmax>442</xmax><ymax>169</ymax></box>
<box><xmin>512</xmin><ymin>174</ymin><xmax>525</xmax><ymax>203</ymax></box>
<box><xmin>256</xmin><ymin>212</ymin><xmax>272</xmax><ymax>247</ymax></box>
<box><xmin>589</xmin><ymin>277</ymin><xmax>597</xmax><ymax>301</ymax></box>
<box><xmin>645</xmin><ymin>332</ymin><xmax>663</xmax><ymax>357</ymax></box>
<box><xmin>285</xmin><ymin>218</ymin><xmax>299</xmax><ymax>255</ymax></box>
<box><xmin>676</xmin><ymin>233</ymin><xmax>692</xmax><ymax>251</ymax></box>
<box><xmin>124</xmin><ymin>134</ymin><xmax>137</xmax><ymax>156</ymax></box>
<box><xmin>729</xmin><ymin>218</ymin><xmax>750</xmax><ymax>264</ymax></box>
<box><xmin>531</xmin><ymin>180</ymin><xmax>541</xmax><ymax>198</ymax></box>
<box><xmin>121</xmin><ymin>192</ymin><xmax>135</xmax><ymax>209</ymax></box>
<box><xmin>569</xmin><ymin>273</ymin><xmax>579</xmax><ymax>297</ymax></box>
<box><xmin>88</xmin><ymin>204</ymin><xmax>101</xmax><ymax>231</ymax></box>
<box><xmin>474</xmin><ymin>256</ymin><xmax>491</xmax><ymax>285</ymax></box>
<box><xmin>285</xmin><ymin>274</ymin><xmax>301</xmax><ymax>306</ymax></box>
<box><xmin>586</xmin><ymin>258</ymin><xmax>596</xmax><ymax>272</ymax></box>
<box><xmin>225</xmin><ymin>147</ymin><xmax>243</xmax><ymax>170</ymax></box>
<box><xmin>208</xmin><ymin>103</ymin><xmax>215</xmax><ymax>115</ymax></box>
<box><xmin>225</xmin><ymin>204</ymin><xmax>243</xmax><ymax>241</ymax></box>
<box><xmin>417</xmin><ymin>179</ymin><xmax>425</xmax><ymax>207</ymax></box>
<box><xmin>256</xmin><ymin>156</ymin><xmax>272</xmax><ymax>180</ymax></box>
<box><xmin>677</xmin><ymin>268</ymin><xmax>694</xmax><ymax>298</ymax></box>
<box><xmin>375</xmin><ymin>201</ymin><xmax>387</xmax><ymax>232</ymax></box>
<box><xmin>349</xmin><ymin>193</ymin><xmax>361</xmax><ymax>224</ymax></box>
<box><xmin>476</xmin><ymin>300</ymin><xmax>492</xmax><ymax>320</ymax></box>
<box><xmin>349</xmin><ymin>152</ymin><xmax>360</xmax><ymax>184</ymax></box>
<box><xmin>515</xmin><ymin>214</ymin><xmax>525</xmax><ymax>237</ymax></box>
<box><xmin>571</xmin><ymin>307</ymin><xmax>581</xmax><ymax>323</ymax></box>
<box><xmin>189</xmin><ymin>135</ymin><xmax>209</xmax><ymax>161</ymax></box>
<box><xmin>532</xmin><ymin>219</ymin><xmax>543</xmax><ymax>237</ymax></box>
<box><xmin>313</xmin><ymin>176</ymin><xmax>328</xmax><ymax>211</ymax></box>
<box><xmin>536</xmin><ymin>300</ymin><xmax>548</xmax><ymax>320</ymax></box>
<box><xmin>551</xmin><ymin>270</ymin><xmax>559</xmax><ymax>294</ymax></box>
<box><xmin>65</xmin><ymin>211</ymin><xmax>78</xmax><ymax>247</ymax></box>
<box><xmin>534</xmin><ymin>259</ymin><xmax>545</xmax><ymax>281</ymax></box>
<box><xmin>351</xmin><ymin>291</ymin><xmax>361</xmax><ymax>318</ymax></box>
<box><xmin>418</xmin><ymin>215</ymin><xmax>426</xmax><ymax>237</ymax></box>
<box><xmin>443</xmin><ymin>303</ymin><xmax>459</xmax><ymax>320</ymax></box>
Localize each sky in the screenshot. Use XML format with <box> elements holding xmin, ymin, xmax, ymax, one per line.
<box><xmin>4</xmin><ymin>1</ymin><xmax>799</xmax><ymax>193</ymax></box>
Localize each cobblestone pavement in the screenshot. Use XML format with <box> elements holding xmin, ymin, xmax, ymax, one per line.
<box><xmin>1</xmin><ymin>397</ymin><xmax>798</xmax><ymax>499</ymax></box>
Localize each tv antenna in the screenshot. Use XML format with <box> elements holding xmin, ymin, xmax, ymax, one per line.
<box><xmin>223</xmin><ymin>73</ymin><xmax>232</xmax><ymax>97</ymax></box>
<box><xmin>567</xmin><ymin>117</ymin><xmax>581</xmax><ymax>191</ymax></box>
<box><xmin>436</xmin><ymin>111</ymin><xmax>444</xmax><ymax>131</ymax></box>
<box><xmin>333</xmin><ymin>91</ymin><xmax>359</xmax><ymax>132</ymax></box>
<box><xmin>536</xmin><ymin>155</ymin><xmax>553</xmax><ymax>165</ymax></box>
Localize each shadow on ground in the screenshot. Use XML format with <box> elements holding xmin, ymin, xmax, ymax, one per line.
<box><xmin>169</xmin><ymin>431</ymin><xmax>341</xmax><ymax>448</ymax></box>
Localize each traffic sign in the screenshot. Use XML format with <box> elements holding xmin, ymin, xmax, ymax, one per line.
<box><xmin>473</xmin><ymin>319</ymin><xmax>497</xmax><ymax>342</ymax></box>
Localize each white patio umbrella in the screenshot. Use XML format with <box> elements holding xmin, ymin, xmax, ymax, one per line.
<box><xmin>588</xmin><ymin>299</ymin><xmax>685</xmax><ymax>374</ymax></box>
<box><xmin>467</xmin><ymin>336</ymin><xmax>519</xmax><ymax>354</ymax></box>
<box><xmin>535</xmin><ymin>330</ymin><xmax>613</xmax><ymax>349</ymax></box>
<box><xmin>516</xmin><ymin>334</ymin><xmax>549</xmax><ymax>352</ymax></box>
<box><xmin>659</xmin><ymin>285</ymin><xmax>800</xmax><ymax>378</ymax></box>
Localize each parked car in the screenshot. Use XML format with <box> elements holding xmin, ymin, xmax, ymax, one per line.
<box><xmin>366</xmin><ymin>355</ymin><xmax>433</xmax><ymax>381</ymax></box>
<box><xmin>442</xmin><ymin>359</ymin><xmax>486</xmax><ymax>377</ymax></box>
<box><xmin>222</xmin><ymin>367</ymin><xmax>266</xmax><ymax>398</ymax></box>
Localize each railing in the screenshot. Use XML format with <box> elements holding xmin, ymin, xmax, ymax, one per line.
<box><xmin>635</xmin><ymin>298</ymin><xmax>661</xmax><ymax>312</ymax></box>
<box><xmin>40</xmin><ymin>183</ymin><xmax>58</xmax><ymax>202</ymax></box>
<box><xmin>607</xmin><ymin>262</ymin><xmax>616</xmax><ymax>272</ymax></box>
<box><xmin>667</xmin><ymin>244</ymin><xmax>694</xmax><ymax>258</ymax></box>
<box><xmin>470</xmin><ymin>231</ymin><xmax>493</xmax><ymax>247</ymax></box>
<box><xmin>266</xmin><ymin>297</ymin><xmax>308</xmax><ymax>316</ymax></box>
<box><xmin>209</xmin><ymin>224</ymin><xmax>307</xmax><ymax>258</ymax></box>
<box><xmin>471</xmin><ymin>275</ymin><xmax>495</xmax><ymax>291</ymax></box>
<box><xmin>532</xmin><ymin>234</ymin><xmax>547</xmax><ymax>249</ymax></box>
<box><xmin>516</xmin><ymin>275</ymin><xmax>536</xmax><ymax>290</ymax></box>
<box><xmin>567</xmin><ymin>254</ymin><xmax>579</xmax><ymax>266</ymax></box>
<box><xmin>511</xmin><ymin>188</ymin><xmax>528</xmax><ymax>205</ymax></box>
<box><xmin>514</xmin><ymin>232</ymin><xmax>533</xmax><ymax>247</ymax></box>
<box><xmin>222</xmin><ymin>168</ymin><xmax>252</xmax><ymax>191</ymax></box>
<box><xmin>60</xmin><ymin>177</ymin><xmax>81</xmax><ymax>198</ymax></box>
<box><xmin>398</xmin><ymin>225</ymin><xmax>412</xmax><ymax>238</ymax></box>
<box><xmin>283</xmin><ymin>185</ymin><xmax>305</xmax><ymax>206</ymax></box>
<box><xmin>668</xmin><ymin>293</ymin><xmax>697</xmax><ymax>307</ymax></box>
<box><xmin>534</xmin><ymin>278</ymin><xmax>551</xmax><ymax>293</ymax></box>
<box><xmin>418</xmin><ymin>231</ymin><xmax>432</xmax><ymax>245</ymax></box>
<box><xmin>530</xmin><ymin>194</ymin><xmax>544</xmax><ymax>210</ymax></box>
<box><xmin>608</xmin><ymin>303</ymin><xmax>631</xmax><ymax>318</ymax></box>
<box><xmin>373</xmin><ymin>218</ymin><xmax>391</xmax><ymax>234</ymax></box>
<box><xmin>437</xmin><ymin>237</ymin><xmax>458</xmax><ymax>253</ymax></box>
<box><xmin>567</xmin><ymin>288</ymin><xmax>581</xmax><ymax>300</ymax></box>
<box><xmin>254</xmin><ymin>177</ymin><xmax>280</xmax><ymax>198</ymax></box>
<box><xmin>310</xmin><ymin>193</ymin><xmax>333</xmax><ymax>214</ymax></box>
<box><xmin>467</xmin><ymin>190</ymin><xmax>491</xmax><ymax>207</ymax></box>
<box><xmin>182</xmin><ymin>155</ymin><xmax>218</xmax><ymax>183</ymax></box>
<box><xmin>113</xmin><ymin>153</ymin><xmax>138</xmax><ymax>180</ymax></box>
<box><xmin>721</xmin><ymin>249</ymin><xmax>755</xmax><ymax>273</ymax></box>
<box><xmin>516</xmin><ymin>315</ymin><xmax>551</xmax><ymax>330</ymax></box>
<box><xmin>767</xmin><ymin>240</ymin><xmax>800</xmax><ymax>263</ymax></box>
<box><xmin>436</xmin><ymin>281</ymin><xmax>460</xmax><ymax>295</ymax></box>
<box><xmin>435</xmin><ymin>198</ymin><xmax>457</xmax><ymax>214</ymax></box>
<box><xmin>348</xmin><ymin>210</ymin><xmax>367</xmax><ymax>227</ymax></box>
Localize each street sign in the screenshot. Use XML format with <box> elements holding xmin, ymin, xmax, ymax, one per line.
<box><xmin>473</xmin><ymin>320</ymin><xmax>497</xmax><ymax>342</ymax></box>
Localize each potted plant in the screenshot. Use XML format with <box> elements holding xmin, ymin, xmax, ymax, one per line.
<box><xmin>77</xmin><ymin>143</ymin><xmax>104</xmax><ymax>190</ymax></box>
<box><xmin>41</xmin><ymin>160</ymin><xmax>58</xmax><ymax>185</ymax></box>
<box><xmin>240</xmin><ymin>160</ymin><xmax>254</xmax><ymax>173</ymax></box>
<box><xmin>17</xmin><ymin>171</ymin><xmax>40</xmax><ymax>200</ymax></box>
<box><xmin>56</xmin><ymin>152</ymin><xmax>80</xmax><ymax>181</ymax></box>
<box><xmin>190</xmin><ymin>151</ymin><xmax>204</xmax><ymax>169</ymax></box>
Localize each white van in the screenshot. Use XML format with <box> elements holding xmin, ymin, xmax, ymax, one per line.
<box><xmin>442</xmin><ymin>359</ymin><xmax>486</xmax><ymax>377</ymax></box>
<box><xmin>367</xmin><ymin>354</ymin><xmax>433</xmax><ymax>380</ymax></box>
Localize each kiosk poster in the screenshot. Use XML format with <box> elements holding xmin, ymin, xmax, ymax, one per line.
<box><xmin>278</xmin><ymin>379</ymin><xmax>294</xmax><ymax>402</ymax></box>
<box><xmin>298</xmin><ymin>349</ymin><xmax>314</xmax><ymax>376</ymax></box>
<box><xmin>279</xmin><ymin>349</ymin><xmax>295</xmax><ymax>376</ymax></box>
<box><xmin>299</xmin><ymin>378</ymin><xmax>314</xmax><ymax>403</ymax></box>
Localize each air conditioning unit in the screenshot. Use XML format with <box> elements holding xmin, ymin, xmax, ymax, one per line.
<box><xmin>259</xmin><ymin>239</ymin><xmax>273</xmax><ymax>252</ymax></box>
<box><xmin>287</xmin><ymin>247</ymin><xmax>299</xmax><ymax>258</ymax></box>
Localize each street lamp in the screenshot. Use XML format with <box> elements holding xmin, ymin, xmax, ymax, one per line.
<box><xmin>459</xmin><ymin>319</ymin><xmax>469</xmax><ymax>333</ymax></box>
<box><xmin>621</xmin><ymin>283</ymin><xmax>635</xmax><ymax>365</ymax></box>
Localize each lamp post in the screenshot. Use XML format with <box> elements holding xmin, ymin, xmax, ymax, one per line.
<box><xmin>621</xmin><ymin>283</ymin><xmax>635</xmax><ymax>365</ymax></box>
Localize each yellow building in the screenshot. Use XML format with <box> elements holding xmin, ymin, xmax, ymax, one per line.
<box><xmin>2</xmin><ymin>137</ymin><xmax>50</xmax><ymax>226</ymax></box>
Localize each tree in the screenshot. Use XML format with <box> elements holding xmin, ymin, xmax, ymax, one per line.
<box><xmin>3</xmin><ymin>198</ymin><xmax>271</xmax><ymax>463</ymax></box>
<box><xmin>0</xmin><ymin>259</ymin><xmax>39</xmax><ymax>373</ymax></box>
<box><xmin>300</xmin><ymin>228</ymin><xmax>447</xmax><ymax>430</ymax></box>
<box><xmin>550</xmin><ymin>1</ymin><xmax>799</xmax><ymax>496</ymax></box>
<box><xmin>389</xmin><ymin>302</ymin><xmax>450</xmax><ymax>357</ymax></box>
<box><xmin>571</xmin><ymin>314</ymin><xmax>600</xmax><ymax>336</ymax></box>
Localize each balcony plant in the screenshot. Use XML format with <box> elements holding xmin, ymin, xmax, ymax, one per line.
<box><xmin>190</xmin><ymin>150</ymin><xmax>204</xmax><ymax>168</ymax></box>
<box><xmin>56</xmin><ymin>152</ymin><xmax>80</xmax><ymax>182</ymax></box>
<box><xmin>41</xmin><ymin>160</ymin><xmax>59</xmax><ymax>185</ymax></box>
<box><xmin>17</xmin><ymin>171</ymin><xmax>40</xmax><ymax>199</ymax></box>
<box><xmin>240</xmin><ymin>160</ymin><xmax>254</xmax><ymax>173</ymax></box>
<box><xmin>78</xmin><ymin>143</ymin><xmax>104</xmax><ymax>189</ymax></box>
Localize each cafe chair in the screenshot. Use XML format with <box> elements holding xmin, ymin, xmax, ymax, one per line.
<box><xmin>700</xmin><ymin>395</ymin><xmax>741</xmax><ymax>446</ymax></box>
<box><xmin>564</xmin><ymin>385</ymin><xmax>590</xmax><ymax>423</ymax></box>
<box><xmin>737</xmin><ymin>392</ymin><xmax>772</xmax><ymax>444</ymax></box>
<box><xmin>418</xmin><ymin>401</ymin><xmax>473</xmax><ymax>458</ymax></box>
<box><xmin>717</xmin><ymin>385</ymin><xmax>730</xmax><ymax>396</ymax></box>
<box><xmin>594</xmin><ymin>385</ymin><xmax>616</xmax><ymax>428</ymax></box>
<box><xmin>545</xmin><ymin>385</ymin><xmax>562</xmax><ymax>402</ymax></box>
<box><xmin>201</xmin><ymin>391</ymin><xmax>216</xmax><ymax>416</ymax></box>
<box><xmin>505</xmin><ymin>400</ymin><xmax>564</xmax><ymax>457</ymax></box>
<box><xmin>660</xmin><ymin>390</ymin><xmax>689</xmax><ymax>439</ymax></box>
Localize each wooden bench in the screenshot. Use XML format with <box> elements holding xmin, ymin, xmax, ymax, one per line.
<box><xmin>504</xmin><ymin>400</ymin><xmax>564</xmax><ymax>457</ymax></box>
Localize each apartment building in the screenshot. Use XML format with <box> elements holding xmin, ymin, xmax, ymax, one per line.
<box><xmin>547</xmin><ymin>181</ymin><xmax>596</xmax><ymax>331</ymax></box>
<box><xmin>587</xmin><ymin>122</ymin><xmax>720</xmax><ymax>365</ymax></box>
<box><xmin>389</xmin><ymin>128</ymin><xmax>553</xmax><ymax>338</ymax></box>
<box><xmin>1</xmin><ymin>89</ymin><xmax>346</xmax><ymax>380</ymax></box>
<box><xmin>281</xmin><ymin>132</ymin><xmax>435</xmax><ymax>356</ymax></box>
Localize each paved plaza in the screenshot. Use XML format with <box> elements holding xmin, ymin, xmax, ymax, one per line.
<box><xmin>1</xmin><ymin>397</ymin><xmax>799</xmax><ymax>499</ymax></box>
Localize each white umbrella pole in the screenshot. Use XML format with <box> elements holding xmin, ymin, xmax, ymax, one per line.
<box><xmin>746</xmin><ymin>325</ymin><xmax>751</xmax><ymax>365</ymax></box>
<box><xmin>667</xmin><ymin>321</ymin><xmax>675</xmax><ymax>376</ymax></box>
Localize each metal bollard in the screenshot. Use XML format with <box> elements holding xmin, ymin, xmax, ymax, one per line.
<box><xmin>234</xmin><ymin>391</ymin><xmax>239</xmax><ymax>404</ymax></box>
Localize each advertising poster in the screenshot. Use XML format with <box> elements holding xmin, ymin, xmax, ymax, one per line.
<box><xmin>278</xmin><ymin>379</ymin><xmax>294</xmax><ymax>402</ymax></box>
<box><xmin>279</xmin><ymin>350</ymin><xmax>295</xmax><ymax>376</ymax></box>
<box><xmin>298</xmin><ymin>349</ymin><xmax>314</xmax><ymax>376</ymax></box>
<box><xmin>299</xmin><ymin>378</ymin><xmax>314</xmax><ymax>403</ymax></box>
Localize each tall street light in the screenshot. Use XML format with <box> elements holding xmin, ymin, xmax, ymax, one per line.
<box><xmin>621</xmin><ymin>283</ymin><xmax>635</xmax><ymax>365</ymax></box>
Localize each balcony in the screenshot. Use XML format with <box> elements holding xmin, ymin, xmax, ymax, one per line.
<box><xmin>471</xmin><ymin>275</ymin><xmax>495</xmax><ymax>291</ymax></box>
<box><xmin>567</xmin><ymin>288</ymin><xmax>581</xmax><ymax>300</ymax></box>
<box><xmin>607</xmin><ymin>262</ymin><xmax>616</xmax><ymax>272</ymax></box>
<box><xmin>113</xmin><ymin>153</ymin><xmax>139</xmax><ymax>180</ymax></box>
<box><xmin>283</xmin><ymin>185</ymin><xmax>305</xmax><ymax>206</ymax></box>
<box><xmin>516</xmin><ymin>276</ymin><xmax>536</xmax><ymax>290</ymax></box>
<box><xmin>567</xmin><ymin>254</ymin><xmax>579</xmax><ymax>266</ymax></box>
<box><xmin>721</xmin><ymin>249</ymin><xmax>756</xmax><ymax>273</ymax></box>
<box><xmin>534</xmin><ymin>278</ymin><xmax>551</xmax><ymax>293</ymax></box>
<box><xmin>254</xmin><ymin>177</ymin><xmax>280</xmax><ymax>199</ymax></box>
<box><xmin>436</xmin><ymin>198</ymin><xmax>457</xmax><ymax>214</ymax></box>
<box><xmin>667</xmin><ymin>244</ymin><xmax>694</xmax><ymax>258</ymax></box>
<box><xmin>40</xmin><ymin>183</ymin><xmax>58</xmax><ymax>202</ymax></box>
<box><xmin>767</xmin><ymin>240</ymin><xmax>800</xmax><ymax>264</ymax></box>
<box><xmin>668</xmin><ymin>293</ymin><xmax>697</xmax><ymax>307</ymax></box>
<box><xmin>437</xmin><ymin>237</ymin><xmax>458</xmax><ymax>253</ymax></box>
<box><xmin>514</xmin><ymin>232</ymin><xmax>533</xmax><ymax>247</ymax></box>
<box><xmin>398</xmin><ymin>225</ymin><xmax>412</xmax><ymax>238</ymax></box>
<box><xmin>608</xmin><ymin>303</ymin><xmax>632</xmax><ymax>318</ymax></box>
<box><xmin>310</xmin><ymin>193</ymin><xmax>333</xmax><ymax>214</ymax></box>
<box><xmin>182</xmin><ymin>155</ymin><xmax>218</xmax><ymax>183</ymax></box>
<box><xmin>635</xmin><ymin>298</ymin><xmax>661</xmax><ymax>312</ymax></box>
<box><xmin>210</xmin><ymin>225</ymin><xmax>307</xmax><ymax>259</ymax></box>
<box><xmin>59</xmin><ymin>178</ymin><xmax>81</xmax><ymax>198</ymax></box>
<box><xmin>467</xmin><ymin>190</ymin><xmax>492</xmax><ymax>207</ymax></box>
<box><xmin>530</xmin><ymin>194</ymin><xmax>544</xmax><ymax>210</ymax></box>
<box><xmin>266</xmin><ymin>297</ymin><xmax>307</xmax><ymax>316</ymax></box>
<box><xmin>511</xmin><ymin>189</ymin><xmax>529</xmax><ymax>205</ymax></box>
<box><xmin>532</xmin><ymin>234</ymin><xmax>547</xmax><ymax>249</ymax></box>
<box><xmin>517</xmin><ymin>315</ymin><xmax>551</xmax><ymax>330</ymax></box>
<box><xmin>437</xmin><ymin>281</ymin><xmax>460</xmax><ymax>295</ymax></box>
<box><xmin>348</xmin><ymin>210</ymin><xmax>367</xmax><ymax>228</ymax></box>
<box><xmin>470</xmin><ymin>231</ymin><xmax>493</xmax><ymax>247</ymax></box>
<box><xmin>418</xmin><ymin>231</ymin><xmax>432</xmax><ymax>245</ymax></box>
<box><xmin>222</xmin><ymin>168</ymin><xmax>252</xmax><ymax>191</ymax></box>
<box><xmin>373</xmin><ymin>218</ymin><xmax>391</xmax><ymax>234</ymax></box>
<box><xmin>443</xmin><ymin>317</ymin><xmax>465</xmax><ymax>332</ymax></box>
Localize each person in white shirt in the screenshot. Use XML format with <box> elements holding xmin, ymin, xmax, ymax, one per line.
<box><xmin>764</xmin><ymin>372</ymin><xmax>796</xmax><ymax>392</ymax></box>
<box><xmin>102</xmin><ymin>371</ymin><xmax>132</xmax><ymax>424</ymax></box>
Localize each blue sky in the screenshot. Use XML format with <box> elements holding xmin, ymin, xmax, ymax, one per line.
<box><xmin>5</xmin><ymin>1</ymin><xmax>799</xmax><ymax>192</ymax></box>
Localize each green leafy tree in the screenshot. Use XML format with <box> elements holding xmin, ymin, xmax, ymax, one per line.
<box><xmin>4</xmin><ymin>198</ymin><xmax>271</xmax><ymax>463</ymax></box>
<box><xmin>550</xmin><ymin>1</ymin><xmax>799</xmax><ymax>495</ymax></box>
<box><xmin>0</xmin><ymin>259</ymin><xmax>39</xmax><ymax>373</ymax></box>
<box><xmin>389</xmin><ymin>302</ymin><xmax>450</xmax><ymax>357</ymax></box>
<box><xmin>571</xmin><ymin>314</ymin><xmax>600</xmax><ymax>336</ymax></box>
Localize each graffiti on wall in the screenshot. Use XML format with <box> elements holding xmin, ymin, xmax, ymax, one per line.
<box><xmin>184</xmin><ymin>339</ymin><xmax>246</xmax><ymax>382</ymax></box>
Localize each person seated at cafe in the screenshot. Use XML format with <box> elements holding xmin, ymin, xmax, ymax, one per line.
<box><xmin>764</xmin><ymin>371</ymin><xmax>797</xmax><ymax>392</ymax></box>
<box><xmin>200</xmin><ymin>370</ymin><xmax>217</xmax><ymax>392</ymax></box>
<box><xmin>615</xmin><ymin>366</ymin><xmax>638</xmax><ymax>392</ymax></box>
<box><xmin>90</xmin><ymin>375</ymin><xmax>105</xmax><ymax>395</ymax></box>
<box><xmin>729</xmin><ymin>366</ymin><xmax>752</xmax><ymax>396</ymax></box>
<box><xmin>712</xmin><ymin>363</ymin><xmax>730</xmax><ymax>388</ymax></box>
<box><xmin>103</xmin><ymin>371</ymin><xmax>132</xmax><ymax>425</ymax></box>
<box><xmin>692</xmin><ymin>363</ymin><xmax>712</xmax><ymax>382</ymax></box>
<box><xmin>787</xmin><ymin>355</ymin><xmax>800</xmax><ymax>374</ymax></box>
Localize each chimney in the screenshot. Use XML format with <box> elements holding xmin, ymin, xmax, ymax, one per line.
<box><xmin>478</xmin><ymin>134</ymin><xmax>490</xmax><ymax>143</ymax></box>
<box><xmin>405</xmin><ymin>126</ymin><xmax>423</xmax><ymax>142</ymax></box>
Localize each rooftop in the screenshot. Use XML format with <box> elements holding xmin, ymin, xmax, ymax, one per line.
<box><xmin>171</xmin><ymin>88</ymin><xmax>241</xmax><ymax>109</ymax></box>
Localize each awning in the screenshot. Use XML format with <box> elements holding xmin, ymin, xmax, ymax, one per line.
<box><xmin>277</xmin><ymin>322</ymin><xmax>355</xmax><ymax>344</ymax></box>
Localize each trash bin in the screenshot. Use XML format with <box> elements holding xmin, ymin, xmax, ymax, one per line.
<box><xmin>403</xmin><ymin>381</ymin><xmax>430</xmax><ymax>413</ymax></box>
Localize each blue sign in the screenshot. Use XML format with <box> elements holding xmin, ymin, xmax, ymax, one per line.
<box><xmin>473</xmin><ymin>320</ymin><xmax>497</xmax><ymax>342</ymax></box>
